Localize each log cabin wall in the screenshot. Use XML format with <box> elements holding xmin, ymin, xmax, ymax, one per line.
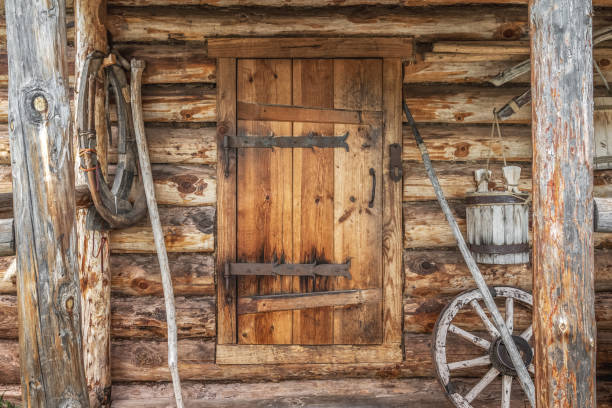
<box><xmin>1</xmin><ymin>1</ymin><xmax>612</xmax><ymax>406</ymax></box>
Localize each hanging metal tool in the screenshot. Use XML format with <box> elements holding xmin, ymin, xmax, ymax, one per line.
<box><xmin>403</xmin><ymin>101</ymin><xmax>536</xmax><ymax>408</ymax></box>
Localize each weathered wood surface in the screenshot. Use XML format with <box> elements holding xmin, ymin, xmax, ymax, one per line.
<box><xmin>1</xmin><ymin>295</ymin><xmax>215</xmax><ymax>339</ymax></box>
<box><xmin>2</xmin><ymin>253</ymin><xmax>215</xmax><ymax>296</ymax></box>
<box><xmin>105</xmin><ymin>6</ymin><xmax>529</xmax><ymax>43</ymax></box>
<box><xmin>75</xmin><ymin>1</ymin><xmax>112</xmax><ymax>405</ymax></box>
<box><xmin>2</xmin><ymin>332</ymin><xmax>612</xmax><ymax>384</ymax></box>
<box><xmin>0</xmin><ymin>218</ymin><xmax>12</xmax><ymax>256</ymax></box>
<box><xmin>596</xmin><ymin>197</ymin><xmax>612</xmax><ymax>232</ymax></box>
<box><xmin>0</xmin><ymin>123</ymin><xmax>533</xmax><ymax>165</ymax></box>
<box><xmin>403</xmin><ymin>161</ymin><xmax>532</xmax><ymax>201</ymax></box>
<box><xmin>404</xmin><ymin>250</ymin><xmax>612</xmax><ymax>296</ymax></box>
<box><xmin>531</xmin><ymin>1</ymin><xmax>596</xmax><ymax>406</ymax></box>
<box><xmin>404</xmin><ymin>201</ymin><xmax>612</xmax><ymax>249</ymax></box>
<box><xmin>110</xmin><ymin>206</ymin><xmax>215</xmax><ymax>253</ymax></box>
<box><xmin>209</xmin><ymin>37</ymin><xmax>414</xmax><ymax>58</ymax></box>
<box><xmin>403</xmin><ymin>293</ymin><xmax>612</xmax><ymax>334</ymax></box>
<box><xmin>6</xmin><ymin>0</ymin><xmax>89</xmax><ymax>405</ymax></box>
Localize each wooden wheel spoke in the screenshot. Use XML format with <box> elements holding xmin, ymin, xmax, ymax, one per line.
<box><xmin>470</xmin><ymin>299</ymin><xmax>500</xmax><ymax>338</ymax></box>
<box><xmin>501</xmin><ymin>375</ymin><xmax>513</xmax><ymax>408</ymax></box>
<box><xmin>465</xmin><ymin>367</ymin><xmax>500</xmax><ymax>403</ymax></box>
<box><xmin>529</xmin><ymin>363</ymin><xmax>535</xmax><ymax>374</ymax></box>
<box><xmin>448</xmin><ymin>324</ymin><xmax>491</xmax><ymax>350</ymax></box>
<box><xmin>447</xmin><ymin>355</ymin><xmax>491</xmax><ymax>371</ymax></box>
<box><xmin>505</xmin><ymin>297</ymin><xmax>514</xmax><ymax>333</ymax></box>
<box><xmin>520</xmin><ymin>325</ymin><xmax>533</xmax><ymax>341</ymax></box>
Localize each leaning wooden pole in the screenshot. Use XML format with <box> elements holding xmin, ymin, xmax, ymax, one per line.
<box><xmin>74</xmin><ymin>1</ymin><xmax>112</xmax><ymax>406</ymax></box>
<box><xmin>531</xmin><ymin>0</ymin><xmax>597</xmax><ymax>406</ymax></box>
<box><xmin>5</xmin><ymin>0</ymin><xmax>89</xmax><ymax>406</ymax></box>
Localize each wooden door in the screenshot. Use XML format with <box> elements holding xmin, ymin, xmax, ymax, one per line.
<box><xmin>235</xmin><ymin>58</ymin><xmax>384</xmax><ymax>345</ymax></box>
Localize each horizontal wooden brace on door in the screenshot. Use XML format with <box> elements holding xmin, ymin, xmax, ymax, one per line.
<box><xmin>238</xmin><ymin>288</ymin><xmax>382</xmax><ymax>315</ymax></box>
<box><xmin>238</xmin><ymin>101</ymin><xmax>383</xmax><ymax>124</ymax></box>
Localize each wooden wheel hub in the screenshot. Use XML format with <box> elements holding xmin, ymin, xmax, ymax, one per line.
<box><xmin>489</xmin><ymin>335</ymin><xmax>533</xmax><ymax>377</ymax></box>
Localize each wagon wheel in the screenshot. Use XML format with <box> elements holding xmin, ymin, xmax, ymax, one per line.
<box><xmin>432</xmin><ymin>286</ymin><xmax>534</xmax><ymax>408</ymax></box>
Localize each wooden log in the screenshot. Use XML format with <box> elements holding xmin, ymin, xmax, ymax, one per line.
<box><xmin>6</xmin><ymin>0</ymin><xmax>89</xmax><ymax>405</ymax></box>
<box><xmin>403</xmin><ymin>161</ymin><xmax>532</xmax><ymax>201</ymax></box>
<box><xmin>106</xmin><ymin>6</ymin><xmax>530</xmax><ymax>43</ymax></box>
<box><xmin>403</xmin><ymin>201</ymin><xmax>612</xmax><ymax>249</ymax></box>
<box><xmin>402</xmin><ymin>124</ymin><xmax>532</xmax><ymax>162</ymax></box>
<box><xmin>0</xmin><ymin>164</ymin><xmax>216</xmax><ymax>207</ymax></box>
<box><xmin>75</xmin><ymin>3</ymin><xmax>112</xmax><ymax>406</ymax></box>
<box><xmin>403</xmin><ymin>292</ymin><xmax>612</xmax><ymax>334</ymax></box>
<box><xmin>596</xmin><ymin>197</ymin><xmax>612</xmax><ymax>232</ymax></box>
<box><xmin>103</xmin><ymin>0</ymin><xmax>612</xmax><ymax>5</ymax></box>
<box><xmin>109</xmin><ymin>378</ymin><xmax>527</xmax><ymax>408</ymax></box>
<box><xmin>110</xmin><ymin>206</ymin><xmax>215</xmax><ymax>253</ymax></box>
<box><xmin>2</xmin><ymin>333</ymin><xmax>611</xmax><ymax>384</ymax></box>
<box><xmin>111</xmin><ymin>253</ymin><xmax>214</xmax><ymax>296</ymax></box>
<box><xmin>531</xmin><ymin>1</ymin><xmax>596</xmax><ymax>406</ymax></box>
<box><xmin>1</xmin><ymin>294</ymin><xmax>216</xmax><ymax>339</ymax></box>
<box><xmin>0</xmin><ymin>218</ymin><xmax>12</xmax><ymax>256</ymax></box>
<box><xmin>404</xmin><ymin>249</ymin><xmax>612</xmax><ymax>296</ymax></box>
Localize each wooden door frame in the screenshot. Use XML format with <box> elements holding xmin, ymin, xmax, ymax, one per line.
<box><xmin>213</xmin><ymin>38</ymin><xmax>412</xmax><ymax>364</ymax></box>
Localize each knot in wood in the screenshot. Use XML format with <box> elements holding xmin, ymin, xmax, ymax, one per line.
<box><xmin>33</xmin><ymin>95</ymin><xmax>48</xmax><ymax>113</ymax></box>
<box><xmin>59</xmin><ymin>398</ymin><xmax>82</xmax><ymax>408</ymax></box>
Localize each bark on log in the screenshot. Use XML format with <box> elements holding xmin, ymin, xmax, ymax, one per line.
<box><xmin>5</xmin><ymin>0</ymin><xmax>89</xmax><ymax>405</ymax></box>
<box><xmin>531</xmin><ymin>1</ymin><xmax>596</xmax><ymax>406</ymax></box>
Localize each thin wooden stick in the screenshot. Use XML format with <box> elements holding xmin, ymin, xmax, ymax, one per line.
<box><xmin>404</xmin><ymin>101</ymin><xmax>536</xmax><ymax>407</ymax></box>
<box><xmin>130</xmin><ymin>58</ymin><xmax>184</xmax><ymax>408</ymax></box>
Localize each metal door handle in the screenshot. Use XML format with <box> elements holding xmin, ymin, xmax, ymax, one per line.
<box><xmin>369</xmin><ymin>168</ymin><xmax>376</xmax><ymax>208</ymax></box>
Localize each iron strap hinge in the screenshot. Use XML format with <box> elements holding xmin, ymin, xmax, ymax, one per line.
<box><xmin>389</xmin><ymin>143</ymin><xmax>403</xmax><ymax>182</ymax></box>
<box><xmin>223</xmin><ymin>132</ymin><xmax>349</xmax><ymax>177</ymax></box>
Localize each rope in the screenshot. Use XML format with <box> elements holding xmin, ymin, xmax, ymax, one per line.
<box><xmin>486</xmin><ymin>108</ymin><xmax>507</xmax><ymax>170</ymax></box>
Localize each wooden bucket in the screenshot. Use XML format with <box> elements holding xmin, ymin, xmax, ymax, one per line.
<box><xmin>595</xmin><ymin>97</ymin><xmax>612</xmax><ymax>170</ymax></box>
<box><xmin>465</xmin><ymin>191</ymin><xmax>530</xmax><ymax>265</ymax></box>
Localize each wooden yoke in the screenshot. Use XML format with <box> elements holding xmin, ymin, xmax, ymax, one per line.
<box><xmin>531</xmin><ymin>0</ymin><xmax>597</xmax><ymax>406</ymax></box>
<box><xmin>5</xmin><ymin>0</ymin><xmax>89</xmax><ymax>406</ymax></box>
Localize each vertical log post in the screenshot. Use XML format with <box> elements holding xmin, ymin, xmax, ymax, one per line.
<box><xmin>74</xmin><ymin>1</ymin><xmax>111</xmax><ymax>406</ymax></box>
<box><xmin>5</xmin><ymin>0</ymin><xmax>89</xmax><ymax>406</ymax></box>
<box><xmin>531</xmin><ymin>0</ymin><xmax>597</xmax><ymax>406</ymax></box>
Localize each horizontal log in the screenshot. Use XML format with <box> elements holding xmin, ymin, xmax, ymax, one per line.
<box><xmin>104</xmin><ymin>0</ymin><xmax>612</xmax><ymax>5</ymax></box>
<box><xmin>402</xmin><ymin>124</ymin><xmax>532</xmax><ymax>162</ymax></box>
<box><xmin>106</xmin><ymin>6</ymin><xmax>530</xmax><ymax>43</ymax></box>
<box><xmin>111</xmin><ymin>296</ymin><xmax>215</xmax><ymax>339</ymax></box>
<box><xmin>0</xmin><ymin>218</ymin><xmax>11</xmax><ymax>256</ymax></box>
<box><xmin>405</xmin><ymin>47</ymin><xmax>612</xmax><ymax>84</ymax></box>
<box><xmin>3</xmin><ymin>330</ymin><xmax>610</xmax><ymax>384</ymax></box>
<box><xmin>403</xmin><ymin>200</ymin><xmax>612</xmax><ymax>249</ymax></box>
<box><xmin>0</xmin><ymin>164</ymin><xmax>215</xmax><ymax>208</ymax></box>
<box><xmin>111</xmin><ymin>253</ymin><xmax>214</xmax><ymax>296</ymax></box>
<box><xmin>110</xmin><ymin>206</ymin><xmax>215</xmax><ymax>253</ymax></box>
<box><xmin>109</xmin><ymin>378</ymin><xmax>525</xmax><ymax>408</ymax></box>
<box><xmin>1</xmin><ymin>253</ymin><xmax>215</xmax><ymax>296</ymax></box>
<box><xmin>0</xmin><ymin>295</ymin><xmax>215</xmax><ymax>339</ymax></box>
<box><xmin>404</xmin><ymin>292</ymin><xmax>612</xmax><ymax>334</ymax></box>
<box><xmin>403</xmin><ymin>161</ymin><xmax>532</xmax><ymax>201</ymax></box>
<box><xmin>404</xmin><ymin>85</ymin><xmax>531</xmax><ymax>124</ymax></box>
<box><xmin>404</xmin><ymin>249</ymin><xmax>612</xmax><ymax>297</ymax></box>
<box><xmin>596</xmin><ymin>197</ymin><xmax>612</xmax><ymax>232</ymax></box>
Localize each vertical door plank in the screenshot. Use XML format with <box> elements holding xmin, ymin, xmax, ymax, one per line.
<box><xmin>216</xmin><ymin>58</ymin><xmax>237</xmax><ymax>344</ymax></box>
<box><xmin>382</xmin><ymin>58</ymin><xmax>404</xmax><ymax>344</ymax></box>
<box><xmin>292</xmin><ymin>59</ymin><xmax>335</xmax><ymax>344</ymax></box>
<box><xmin>333</xmin><ymin>59</ymin><xmax>384</xmax><ymax>345</ymax></box>
<box><xmin>237</xmin><ymin>59</ymin><xmax>293</xmax><ymax>344</ymax></box>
